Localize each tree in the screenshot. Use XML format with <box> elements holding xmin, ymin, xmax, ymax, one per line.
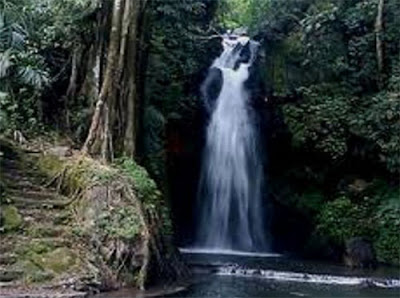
<box><xmin>82</xmin><ymin>0</ymin><xmax>148</xmax><ymax>160</ymax></box>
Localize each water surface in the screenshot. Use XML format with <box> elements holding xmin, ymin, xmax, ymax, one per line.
<box><xmin>97</xmin><ymin>253</ymin><xmax>400</xmax><ymax>297</ymax></box>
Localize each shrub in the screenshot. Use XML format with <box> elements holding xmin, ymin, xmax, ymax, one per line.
<box><xmin>374</xmin><ymin>198</ymin><xmax>400</xmax><ymax>264</ymax></box>
<box><xmin>283</xmin><ymin>84</ymin><xmax>350</xmax><ymax>160</ymax></box>
<box><xmin>350</xmin><ymin>88</ymin><xmax>400</xmax><ymax>174</ymax></box>
<box><xmin>115</xmin><ymin>157</ymin><xmax>162</xmax><ymax>208</ymax></box>
<box><xmin>115</xmin><ymin>157</ymin><xmax>172</xmax><ymax>235</ymax></box>
<box><xmin>316</xmin><ymin>196</ymin><xmax>375</xmax><ymax>245</ymax></box>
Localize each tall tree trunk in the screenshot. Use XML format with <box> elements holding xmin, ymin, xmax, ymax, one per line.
<box><xmin>122</xmin><ymin>1</ymin><xmax>141</xmax><ymax>157</ymax></box>
<box><xmin>132</xmin><ymin>0</ymin><xmax>151</xmax><ymax>159</ymax></box>
<box><xmin>375</xmin><ymin>0</ymin><xmax>385</xmax><ymax>87</ymax></box>
<box><xmin>82</xmin><ymin>0</ymin><xmax>124</xmax><ymax>160</ymax></box>
<box><xmin>65</xmin><ymin>45</ymin><xmax>82</xmax><ymax>130</ymax></box>
<box><xmin>81</xmin><ymin>0</ymin><xmax>149</xmax><ymax>160</ymax></box>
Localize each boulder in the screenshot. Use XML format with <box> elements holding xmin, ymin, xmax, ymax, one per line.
<box><xmin>344</xmin><ymin>237</ymin><xmax>376</xmax><ymax>269</ymax></box>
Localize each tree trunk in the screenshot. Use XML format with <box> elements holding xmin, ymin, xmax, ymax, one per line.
<box><xmin>65</xmin><ymin>45</ymin><xmax>82</xmax><ymax>130</ymax></box>
<box><xmin>81</xmin><ymin>0</ymin><xmax>149</xmax><ymax>160</ymax></box>
<box><xmin>82</xmin><ymin>0</ymin><xmax>124</xmax><ymax>160</ymax></box>
<box><xmin>122</xmin><ymin>1</ymin><xmax>141</xmax><ymax>157</ymax></box>
<box><xmin>131</xmin><ymin>0</ymin><xmax>151</xmax><ymax>159</ymax></box>
<box><xmin>375</xmin><ymin>0</ymin><xmax>384</xmax><ymax>87</ymax></box>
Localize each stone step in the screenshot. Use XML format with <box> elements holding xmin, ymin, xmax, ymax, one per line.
<box><xmin>8</xmin><ymin>190</ymin><xmax>65</xmax><ymax>201</ymax></box>
<box><xmin>0</xmin><ymin>160</ymin><xmax>20</xmax><ymax>170</ymax></box>
<box><xmin>0</xmin><ymin>254</ymin><xmax>16</xmax><ymax>266</ymax></box>
<box><xmin>24</xmin><ymin>224</ymin><xmax>69</xmax><ymax>238</ymax></box>
<box><xmin>18</xmin><ymin>236</ymin><xmax>72</xmax><ymax>247</ymax></box>
<box><xmin>1</xmin><ymin>172</ymin><xmax>46</xmax><ymax>186</ymax></box>
<box><xmin>7</xmin><ymin>196</ymin><xmax>70</xmax><ymax>209</ymax></box>
<box><xmin>0</xmin><ymin>281</ymin><xmax>16</xmax><ymax>288</ymax></box>
<box><xmin>2</xmin><ymin>169</ymin><xmax>46</xmax><ymax>179</ymax></box>
<box><xmin>0</xmin><ymin>236</ymin><xmax>72</xmax><ymax>254</ymax></box>
<box><xmin>0</xmin><ymin>267</ymin><xmax>23</xmax><ymax>282</ymax></box>
<box><xmin>19</xmin><ymin>209</ymin><xmax>69</xmax><ymax>223</ymax></box>
<box><xmin>5</xmin><ymin>180</ymin><xmax>48</xmax><ymax>193</ymax></box>
<box><xmin>0</xmin><ymin>241</ymin><xmax>14</xmax><ymax>255</ymax></box>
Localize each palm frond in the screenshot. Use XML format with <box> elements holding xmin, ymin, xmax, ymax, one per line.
<box><xmin>17</xmin><ymin>65</ymin><xmax>49</xmax><ymax>89</ymax></box>
<box><xmin>10</xmin><ymin>23</ymin><xmax>27</xmax><ymax>48</ymax></box>
<box><xmin>0</xmin><ymin>49</ymin><xmax>13</xmax><ymax>78</ymax></box>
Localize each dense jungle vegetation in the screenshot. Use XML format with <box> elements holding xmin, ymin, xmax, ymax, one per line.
<box><xmin>0</xmin><ymin>0</ymin><xmax>399</xmax><ymax>291</ymax></box>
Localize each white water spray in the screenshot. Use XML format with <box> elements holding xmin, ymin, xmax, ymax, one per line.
<box><xmin>195</xmin><ymin>35</ymin><xmax>268</xmax><ymax>252</ymax></box>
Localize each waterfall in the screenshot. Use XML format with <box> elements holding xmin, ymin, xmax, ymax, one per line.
<box><xmin>195</xmin><ymin>35</ymin><xmax>268</xmax><ymax>252</ymax></box>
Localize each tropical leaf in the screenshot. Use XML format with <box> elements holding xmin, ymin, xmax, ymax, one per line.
<box><xmin>0</xmin><ymin>49</ymin><xmax>13</xmax><ymax>78</ymax></box>
<box><xmin>17</xmin><ymin>65</ymin><xmax>49</xmax><ymax>89</ymax></box>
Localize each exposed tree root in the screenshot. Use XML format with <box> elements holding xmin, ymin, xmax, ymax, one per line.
<box><xmin>40</xmin><ymin>154</ymin><xmax>189</xmax><ymax>290</ymax></box>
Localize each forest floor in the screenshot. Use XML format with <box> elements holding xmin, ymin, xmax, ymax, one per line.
<box><xmin>0</xmin><ymin>139</ymin><xmax>92</xmax><ymax>298</ymax></box>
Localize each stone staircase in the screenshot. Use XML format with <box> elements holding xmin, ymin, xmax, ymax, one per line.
<box><xmin>0</xmin><ymin>140</ymin><xmax>87</xmax><ymax>298</ymax></box>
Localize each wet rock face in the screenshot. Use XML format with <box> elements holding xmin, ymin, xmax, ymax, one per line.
<box><xmin>200</xmin><ymin>44</ymin><xmax>263</xmax><ymax>115</ymax></box>
<box><xmin>233</xmin><ymin>42</ymin><xmax>252</xmax><ymax>68</ymax></box>
<box><xmin>344</xmin><ymin>237</ymin><xmax>376</xmax><ymax>269</ymax></box>
<box><xmin>201</xmin><ymin>67</ymin><xmax>223</xmax><ymax>113</ymax></box>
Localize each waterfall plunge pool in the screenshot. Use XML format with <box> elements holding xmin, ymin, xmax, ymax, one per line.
<box><xmin>97</xmin><ymin>252</ymin><xmax>400</xmax><ymax>297</ymax></box>
<box><xmin>179</xmin><ymin>247</ymin><xmax>281</xmax><ymax>258</ymax></box>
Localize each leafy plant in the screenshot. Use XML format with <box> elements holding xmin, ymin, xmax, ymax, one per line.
<box><xmin>98</xmin><ymin>207</ymin><xmax>142</xmax><ymax>241</ymax></box>
<box><xmin>316</xmin><ymin>196</ymin><xmax>375</xmax><ymax>245</ymax></box>
<box><xmin>283</xmin><ymin>84</ymin><xmax>350</xmax><ymax>160</ymax></box>
<box><xmin>350</xmin><ymin>69</ymin><xmax>400</xmax><ymax>173</ymax></box>
<box><xmin>115</xmin><ymin>157</ymin><xmax>162</xmax><ymax>207</ymax></box>
<box><xmin>115</xmin><ymin>156</ymin><xmax>172</xmax><ymax>235</ymax></box>
<box><xmin>374</xmin><ymin>198</ymin><xmax>400</xmax><ymax>264</ymax></box>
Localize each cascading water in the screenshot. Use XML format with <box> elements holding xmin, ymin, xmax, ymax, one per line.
<box><xmin>195</xmin><ymin>34</ymin><xmax>268</xmax><ymax>252</ymax></box>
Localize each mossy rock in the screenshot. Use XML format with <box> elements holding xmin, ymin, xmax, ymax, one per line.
<box><xmin>26</xmin><ymin>223</ymin><xmax>67</xmax><ymax>238</ymax></box>
<box><xmin>14</xmin><ymin>244</ymin><xmax>80</xmax><ymax>283</ymax></box>
<box><xmin>37</xmin><ymin>154</ymin><xmax>64</xmax><ymax>176</ymax></box>
<box><xmin>13</xmin><ymin>259</ymin><xmax>54</xmax><ymax>283</ymax></box>
<box><xmin>17</xmin><ymin>239</ymin><xmax>56</xmax><ymax>256</ymax></box>
<box><xmin>31</xmin><ymin>247</ymin><xmax>78</xmax><ymax>274</ymax></box>
<box><xmin>1</xmin><ymin>205</ymin><xmax>23</xmax><ymax>232</ymax></box>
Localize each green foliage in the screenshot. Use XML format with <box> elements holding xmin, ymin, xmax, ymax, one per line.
<box><xmin>283</xmin><ymin>84</ymin><xmax>349</xmax><ymax>159</ymax></box>
<box><xmin>142</xmin><ymin>0</ymin><xmax>217</xmax><ymax>183</ymax></box>
<box><xmin>116</xmin><ymin>157</ymin><xmax>162</xmax><ymax>208</ymax></box>
<box><xmin>375</xmin><ymin>198</ymin><xmax>400</xmax><ymax>264</ymax></box>
<box><xmin>0</xmin><ymin>0</ymin><xmax>50</xmax><ymax>132</ymax></box>
<box><xmin>216</xmin><ymin>0</ymin><xmax>253</xmax><ymax>30</ymax></box>
<box><xmin>115</xmin><ymin>156</ymin><xmax>172</xmax><ymax>235</ymax></box>
<box><xmin>316</xmin><ymin>196</ymin><xmax>374</xmax><ymax>245</ymax></box>
<box><xmin>314</xmin><ymin>181</ymin><xmax>400</xmax><ymax>265</ymax></box>
<box><xmin>350</xmin><ymin>71</ymin><xmax>400</xmax><ymax>173</ymax></box>
<box><xmin>296</xmin><ymin>188</ymin><xmax>325</xmax><ymax>216</ymax></box>
<box><xmin>142</xmin><ymin>105</ymin><xmax>166</xmax><ymax>183</ymax></box>
<box><xmin>98</xmin><ymin>206</ymin><xmax>142</xmax><ymax>241</ymax></box>
<box><xmin>0</xmin><ymin>0</ymin><xmax>93</xmax><ymax>134</ymax></box>
<box><xmin>245</xmin><ymin>0</ymin><xmax>400</xmax><ymax>173</ymax></box>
